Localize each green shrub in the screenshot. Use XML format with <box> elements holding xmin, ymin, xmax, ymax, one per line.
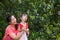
<box><xmin>0</xmin><ymin>0</ymin><xmax>60</xmax><ymax>40</ymax></box>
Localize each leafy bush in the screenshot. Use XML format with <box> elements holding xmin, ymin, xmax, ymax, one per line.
<box><xmin>0</xmin><ymin>0</ymin><xmax>60</xmax><ymax>40</ymax></box>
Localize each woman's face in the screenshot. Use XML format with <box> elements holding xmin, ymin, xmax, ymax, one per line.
<box><xmin>10</xmin><ymin>15</ymin><xmax>17</xmax><ymax>25</ymax></box>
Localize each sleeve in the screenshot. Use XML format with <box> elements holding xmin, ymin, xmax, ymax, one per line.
<box><xmin>19</xmin><ymin>24</ymin><xmax>23</xmax><ymax>29</ymax></box>
<box><xmin>6</xmin><ymin>27</ymin><xmax>14</xmax><ymax>35</ymax></box>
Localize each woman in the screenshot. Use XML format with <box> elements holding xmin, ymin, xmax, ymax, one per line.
<box><xmin>3</xmin><ymin>14</ymin><xmax>24</xmax><ymax>40</ymax></box>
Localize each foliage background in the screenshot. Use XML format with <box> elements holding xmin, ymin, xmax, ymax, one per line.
<box><xmin>0</xmin><ymin>0</ymin><xmax>60</xmax><ymax>40</ymax></box>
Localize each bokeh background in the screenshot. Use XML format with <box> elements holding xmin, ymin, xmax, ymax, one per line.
<box><xmin>0</xmin><ymin>0</ymin><xmax>60</xmax><ymax>40</ymax></box>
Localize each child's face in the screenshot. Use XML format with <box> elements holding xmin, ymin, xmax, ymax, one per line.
<box><xmin>21</xmin><ymin>15</ymin><xmax>27</xmax><ymax>22</ymax></box>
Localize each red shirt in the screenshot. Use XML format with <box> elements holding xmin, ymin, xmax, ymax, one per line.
<box><xmin>19</xmin><ymin>23</ymin><xmax>28</xmax><ymax>30</ymax></box>
<box><xmin>3</xmin><ymin>25</ymin><xmax>18</xmax><ymax>40</ymax></box>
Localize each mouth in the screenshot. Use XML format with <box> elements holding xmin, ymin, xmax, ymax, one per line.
<box><xmin>14</xmin><ymin>21</ymin><xmax>17</xmax><ymax>24</ymax></box>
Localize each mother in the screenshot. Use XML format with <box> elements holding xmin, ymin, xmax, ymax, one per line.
<box><xmin>3</xmin><ymin>14</ymin><xmax>24</xmax><ymax>40</ymax></box>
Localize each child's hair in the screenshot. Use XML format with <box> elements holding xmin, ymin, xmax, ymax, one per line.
<box><xmin>19</xmin><ymin>13</ymin><xmax>28</xmax><ymax>22</ymax></box>
<box><xmin>20</xmin><ymin>13</ymin><xmax>27</xmax><ymax>17</ymax></box>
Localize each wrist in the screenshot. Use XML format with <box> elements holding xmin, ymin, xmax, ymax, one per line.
<box><xmin>19</xmin><ymin>30</ymin><xmax>22</xmax><ymax>32</ymax></box>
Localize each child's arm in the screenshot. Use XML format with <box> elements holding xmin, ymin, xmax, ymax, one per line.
<box><xmin>22</xmin><ymin>28</ymin><xmax>29</xmax><ymax>35</ymax></box>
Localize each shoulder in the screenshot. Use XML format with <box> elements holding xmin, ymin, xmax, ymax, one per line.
<box><xmin>6</xmin><ymin>25</ymin><xmax>12</xmax><ymax>32</ymax></box>
<box><xmin>6</xmin><ymin>25</ymin><xmax>11</xmax><ymax>30</ymax></box>
<box><xmin>5</xmin><ymin>25</ymin><xmax>13</xmax><ymax>34</ymax></box>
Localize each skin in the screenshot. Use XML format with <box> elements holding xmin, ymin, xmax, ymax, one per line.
<box><xmin>8</xmin><ymin>15</ymin><xmax>24</xmax><ymax>40</ymax></box>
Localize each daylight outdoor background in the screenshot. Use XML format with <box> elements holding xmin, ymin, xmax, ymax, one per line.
<box><xmin>0</xmin><ymin>0</ymin><xmax>60</xmax><ymax>40</ymax></box>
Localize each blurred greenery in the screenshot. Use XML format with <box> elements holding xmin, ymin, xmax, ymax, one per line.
<box><xmin>0</xmin><ymin>0</ymin><xmax>60</xmax><ymax>40</ymax></box>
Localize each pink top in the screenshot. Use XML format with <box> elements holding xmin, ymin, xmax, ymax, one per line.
<box><xmin>19</xmin><ymin>23</ymin><xmax>28</xmax><ymax>40</ymax></box>
<box><xmin>3</xmin><ymin>25</ymin><xmax>18</xmax><ymax>40</ymax></box>
<box><xmin>19</xmin><ymin>23</ymin><xmax>28</xmax><ymax>30</ymax></box>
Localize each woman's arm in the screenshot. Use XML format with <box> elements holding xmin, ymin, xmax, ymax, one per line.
<box><xmin>18</xmin><ymin>26</ymin><xmax>22</xmax><ymax>32</ymax></box>
<box><xmin>9</xmin><ymin>31</ymin><xmax>24</xmax><ymax>40</ymax></box>
<box><xmin>25</xmin><ymin>29</ymin><xmax>29</xmax><ymax>35</ymax></box>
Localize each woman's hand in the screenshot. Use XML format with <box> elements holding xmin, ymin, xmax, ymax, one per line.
<box><xmin>22</xmin><ymin>27</ymin><xmax>29</xmax><ymax>35</ymax></box>
<box><xmin>22</xmin><ymin>23</ymin><xmax>26</xmax><ymax>31</ymax></box>
<box><xmin>18</xmin><ymin>26</ymin><xmax>22</xmax><ymax>32</ymax></box>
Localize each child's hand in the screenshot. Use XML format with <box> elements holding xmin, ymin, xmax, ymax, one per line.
<box><xmin>22</xmin><ymin>27</ymin><xmax>26</xmax><ymax>31</ymax></box>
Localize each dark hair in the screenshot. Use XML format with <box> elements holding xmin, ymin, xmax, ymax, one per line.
<box><xmin>6</xmin><ymin>14</ymin><xmax>18</xmax><ymax>30</ymax></box>
<box><xmin>20</xmin><ymin>13</ymin><xmax>27</xmax><ymax>17</ymax></box>
<box><xmin>6</xmin><ymin>14</ymin><xmax>14</xmax><ymax>23</ymax></box>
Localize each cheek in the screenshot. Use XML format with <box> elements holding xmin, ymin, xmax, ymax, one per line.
<box><xmin>25</xmin><ymin>17</ymin><xmax>27</xmax><ymax>20</ymax></box>
<box><xmin>14</xmin><ymin>19</ymin><xmax>16</xmax><ymax>24</ymax></box>
<box><xmin>11</xmin><ymin>21</ymin><xmax>15</xmax><ymax>24</ymax></box>
<box><xmin>22</xmin><ymin>17</ymin><xmax>25</xmax><ymax>20</ymax></box>
<box><xmin>11</xmin><ymin>19</ymin><xmax>16</xmax><ymax>24</ymax></box>
<box><xmin>25</xmin><ymin>16</ymin><xmax>27</xmax><ymax>20</ymax></box>
<box><xmin>23</xmin><ymin>18</ymin><xmax>26</xmax><ymax>21</ymax></box>
<box><xmin>22</xmin><ymin>16</ymin><xmax>27</xmax><ymax>21</ymax></box>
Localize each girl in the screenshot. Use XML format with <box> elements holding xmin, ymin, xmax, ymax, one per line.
<box><xmin>18</xmin><ymin>14</ymin><xmax>29</xmax><ymax>40</ymax></box>
<box><xmin>3</xmin><ymin>14</ymin><xmax>24</xmax><ymax>40</ymax></box>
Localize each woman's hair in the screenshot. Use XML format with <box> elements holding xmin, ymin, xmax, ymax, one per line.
<box><xmin>7</xmin><ymin>15</ymin><xmax>12</xmax><ymax>22</ymax></box>
<box><xmin>6</xmin><ymin>14</ymin><xmax>14</xmax><ymax>23</ymax></box>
